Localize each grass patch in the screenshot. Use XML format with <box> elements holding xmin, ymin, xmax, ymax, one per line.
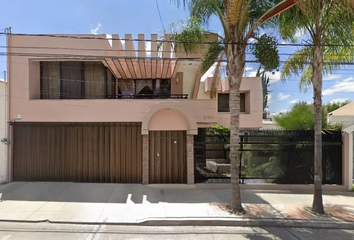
<box><xmin>352</xmin><ymin>185</ymin><xmax>354</xmax><ymax>191</ymax></box>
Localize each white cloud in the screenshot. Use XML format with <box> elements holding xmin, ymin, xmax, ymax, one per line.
<box><xmin>146</xmin><ymin>42</ymin><xmax>151</xmax><ymax>57</ymax></box>
<box><xmin>289</xmin><ymin>99</ymin><xmax>300</xmax><ymax>104</ymax></box>
<box><xmin>295</xmin><ymin>29</ymin><xmax>304</xmax><ymax>38</ymax></box>
<box><xmin>323</xmin><ymin>77</ymin><xmax>354</xmax><ymax>95</ymax></box>
<box><xmin>323</xmin><ymin>74</ymin><xmax>342</xmax><ymax>81</ymax></box>
<box><xmin>278</xmin><ymin>93</ymin><xmax>291</xmax><ymax>101</ymax></box>
<box><xmin>247</xmin><ymin>70</ymin><xmax>281</xmax><ymax>84</ymax></box>
<box><xmin>90</xmin><ymin>23</ymin><xmax>102</xmax><ymax>35</ymax></box>
<box><xmin>329</xmin><ymin>98</ymin><xmax>349</xmax><ymax>104</ymax></box>
<box><xmin>268</xmin><ymin>94</ymin><xmax>272</xmax><ymax>102</ymax></box>
<box><xmin>247</xmin><ymin>71</ymin><xmax>257</xmax><ymax>77</ymax></box>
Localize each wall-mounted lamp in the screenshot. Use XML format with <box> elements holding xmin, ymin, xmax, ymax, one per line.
<box><xmin>176</xmin><ymin>78</ymin><xmax>179</xmax><ymax>84</ymax></box>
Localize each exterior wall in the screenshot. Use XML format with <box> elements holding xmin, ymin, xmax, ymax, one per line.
<box><xmin>197</xmin><ymin>78</ymin><xmax>263</xmax><ymax>129</ymax></box>
<box><xmin>343</xmin><ymin>133</ymin><xmax>351</xmax><ymax>190</ymax></box>
<box><xmin>217</xmin><ymin>78</ymin><xmax>262</xmax><ymax>129</ymax></box>
<box><xmin>196</xmin><ymin>82</ymin><xmax>211</xmax><ymax>100</ymax></box>
<box><xmin>328</xmin><ymin>115</ymin><xmax>354</xmax><ymax>128</ymax></box>
<box><xmin>349</xmin><ymin>132</ymin><xmax>354</xmax><ymax>184</ymax></box>
<box><xmin>149</xmin><ymin>109</ymin><xmax>188</xmax><ymax>131</ymax></box>
<box><xmin>262</xmin><ymin>121</ymin><xmax>280</xmax><ymax>130</ymax></box>
<box><xmin>186</xmin><ymin>135</ymin><xmax>194</xmax><ymax>184</ymax></box>
<box><xmin>171</xmin><ymin>72</ymin><xmax>183</xmax><ymax>95</ymax></box>
<box><xmin>142</xmin><ymin>135</ymin><xmax>149</xmax><ymax>184</ymax></box>
<box><xmin>8</xmin><ymin>34</ymin><xmax>262</xmax><ymax>130</ymax></box>
<box><xmin>0</xmin><ymin>82</ymin><xmax>6</xmax><ymax>183</ymax></box>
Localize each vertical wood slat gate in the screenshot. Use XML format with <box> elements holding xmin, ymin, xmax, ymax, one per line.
<box><xmin>149</xmin><ymin>131</ymin><xmax>187</xmax><ymax>183</ymax></box>
<box><xmin>13</xmin><ymin>123</ymin><xmax>142</xmax><ymax>183</ymax></box>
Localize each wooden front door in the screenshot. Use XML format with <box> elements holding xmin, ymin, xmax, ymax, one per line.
<box><xmin>149</xmin><ymin>131</ymin><xmax>187</xmax><ymax>183</ymax></box>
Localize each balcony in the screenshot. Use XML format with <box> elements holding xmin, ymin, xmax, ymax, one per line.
<box><xmin>106</xmin><ymin>94</ymin><xmax>188</xmax><ymax>99</ymax></box>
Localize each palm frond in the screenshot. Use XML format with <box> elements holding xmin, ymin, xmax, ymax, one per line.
<box><xmin>169</xmin><ymin>18</ymin><xmax>206</xmax><ymax>54</ymax></box>
<box><xmin>200</xmin><ymin>42</ymin><xmax>224</xmax><ymax>73</ymax></box>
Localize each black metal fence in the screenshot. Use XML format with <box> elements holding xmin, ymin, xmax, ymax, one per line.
<box><xmin>194</xmin><ymin>129</ymin><xmax>343</xmax><ymax>185</ymax></box>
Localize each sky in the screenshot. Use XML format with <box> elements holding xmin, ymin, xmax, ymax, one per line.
<box><xmin>0</xmin><ymin>0</ymin><xmax>353</xmax><ymax>114</ymax></box>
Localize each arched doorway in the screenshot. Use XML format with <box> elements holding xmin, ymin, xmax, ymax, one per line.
<box><xmin>148</xmin><ymin>108</ymin><xmax>188</xmax><ymax>183</ymax></box>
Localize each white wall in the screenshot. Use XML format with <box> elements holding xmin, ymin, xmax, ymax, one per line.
<box><xmin>0</xmin><ymin>82</ymin><xmax>7</xmax><ymax>183</ymax></box>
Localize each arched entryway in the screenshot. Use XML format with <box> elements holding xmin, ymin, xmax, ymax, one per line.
<box><xmin>141</xmin><ymin>102</ymin><xmax>197</xmax><ymax>184</ymax></box>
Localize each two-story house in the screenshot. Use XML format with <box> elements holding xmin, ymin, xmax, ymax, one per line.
<box><xmin>6</xmin><ymin>33</ymin><xmax>262</xmax><ymax>184</ymax></box>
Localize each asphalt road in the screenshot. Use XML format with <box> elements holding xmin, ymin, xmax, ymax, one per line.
<box><xmin>0</xmin><ymin>222</ymin><xmax>354</xmax><ymax>240</ymax></box>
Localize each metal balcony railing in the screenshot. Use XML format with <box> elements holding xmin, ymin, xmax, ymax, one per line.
<box><xmin>106</xmin><ymin>94</ymin><xmax>188</xmax><ymax>99</ymax></box>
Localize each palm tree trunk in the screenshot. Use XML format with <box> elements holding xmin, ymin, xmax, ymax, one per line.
<box><xmin>228</xmin><ymin>46</ymin><xmax>244</xmax><ymax>213</ymax></box>
<box><xmin>312</xmin><ymin>31</ymin><xmax>325</xmax><ymax>214</ymax></box>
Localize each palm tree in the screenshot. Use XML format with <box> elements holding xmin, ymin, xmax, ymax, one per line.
<box><xmin>279</xmin><ymin>0</ymin><xmax>354</xmax><ymax>213</ymax></box>
<box><xmin>169</xmin><ymin>0</ymin><xmax>300</xmax><ymax>213</ymax></box>
<box><xmin>274</xmin><ymin>102</ymin><xmax>343</xmax><ymax>130</ymax></box>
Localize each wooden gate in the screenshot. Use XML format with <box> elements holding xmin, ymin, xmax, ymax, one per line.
<box><xmin>149</xmin><ymin>131</ymin><xmax>187</xmax><ymax>183</ymax></box>
<box><xmin>13</xmin><ymin>123</ymin><xmax>142</xmax><ymax>183</ymax></box>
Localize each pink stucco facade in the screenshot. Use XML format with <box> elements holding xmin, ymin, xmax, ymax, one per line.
<box><xmin>7</xmin><ymin>34</ymin><xmax>263</xmax><ymax>132</ymax></box>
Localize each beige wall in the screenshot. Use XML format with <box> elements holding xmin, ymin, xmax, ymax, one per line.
<box><xmin>149</xmin><ymin>109</ymin><xmax>188</xmax><ymax>131</ymax></box>
<box><xmin>343</xmin><ymin>133</ymin><xmax>351</xmax><ymax>190</ymax></box>
<box><xmin>7</xmin><ymin>34</ymin><xmax>262</xmax><ymax>132</ymax></box>
<box><xmin>0</xmin><ymin>82</ymin><xmax>7</xmax><ymax>183</ymax></box>
<box><xmin>198</xmin><ymin>77</ymin><xmax>263</xmax><ymax>129</ymax></box>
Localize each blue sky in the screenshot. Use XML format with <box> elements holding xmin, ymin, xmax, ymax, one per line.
<box><xmin>0</xmin><ymin>0</ymin><xmax>353</xmax><ymax>114</ymax></box>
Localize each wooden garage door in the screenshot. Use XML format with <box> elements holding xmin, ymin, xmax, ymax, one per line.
<box><xmin>149</xmin><ymin>131</ymin><xmax>187</xmax><ymax>183</ymax></box>
<box><xmin>13</xmin><ymin>123</ymin><xmax>142</xmax><ymax>183</ymax></box>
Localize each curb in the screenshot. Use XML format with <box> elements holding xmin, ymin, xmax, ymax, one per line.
<box><xmin>0</xmin><ymin>218</ymin><xmax>353</xmax><ymax>229</ymax></box>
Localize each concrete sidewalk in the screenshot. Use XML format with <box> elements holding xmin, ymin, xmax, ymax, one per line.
<box><xmin>0</xmin><ymin>182</ymin><xmax>353</xmax><ymax>227</ymax></box>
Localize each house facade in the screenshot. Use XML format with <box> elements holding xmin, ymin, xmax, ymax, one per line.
<box><xmin>6</xmin><ymin>33</ymin><xmax>262</xmax><ymax>184</ymax></box>
<box><xmin>328</xmin><ymin>101</ymin><xmax>354</xmax><ymax>127</ymax></box>
<box><xmin>0</xmin><ymin>81</ymin><xmax>7</xmax><ymax>183</ymax></box>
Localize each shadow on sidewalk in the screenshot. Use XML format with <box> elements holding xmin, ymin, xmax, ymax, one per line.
<box><xmin>0</xmin><ymin>182</ymin><xmax>270</xmax><ymax>205</ymax></box>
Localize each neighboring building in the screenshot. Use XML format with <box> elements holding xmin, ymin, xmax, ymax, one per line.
<box><xmin>261</xmin><ymin>110</ymin><xmax>279</xmax><ymax>130</ymax></box>
<box><xmin>343</xmin><ymin>124</ymin><xmax>354</xmax><ymax>184</ymax></box>
<box><xmin>7</xmin><ymin>33</ymin><xmax>262</xmax><ymax>184</ymax></box>
<box><xmin>0</xmin><ymin>81</ymin><xmax>7</xmax><ymax>183</ymax></box>
<box><xmin>328</xmin><ymin>101</ymin><xmax>354</xmax><ymax>127</ymax></box>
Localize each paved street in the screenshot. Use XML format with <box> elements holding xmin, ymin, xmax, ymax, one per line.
<box><xmin>0</xmin><ymin>222</ymin><xmax>354</xmax><ymax>240</ymax></box>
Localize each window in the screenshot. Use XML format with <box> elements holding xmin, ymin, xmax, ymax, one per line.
<box><xmin>218</xmin><ymin>93</ymin><xmax>246</xmax><ymax>112</ymax></box>
<box><xmin>40</xmin><ymin>61</ymin><xmax>115</xmax><ymax>99</ymax></box>
<box><xmin>118</xmin><ymin>79</ymin><xmax>171</xmax><ymax>98</ymax></box>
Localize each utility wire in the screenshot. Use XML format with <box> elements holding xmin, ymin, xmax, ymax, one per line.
<box><xmin>2</xmin><ymin>32</ymin><xmax>354</xmax><ymax>47</ymax></box>
<box><xmin>3</xmin><ymin>45</ymin><xmax>354</xmax><ymax>58</ymax></box>
<box><xmin>4</xmin><ymin>51</ymin><xmax>354</xmax><ymax>65</ymax></box>
<box><xmin>156</xmin><ymin>0</ymin><xmax>166</xmax><ymax>33</ymax></box>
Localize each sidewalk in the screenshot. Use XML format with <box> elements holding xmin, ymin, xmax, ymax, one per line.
<box><xmin>0</xmin><ymin>182</ymin><xmax>353</xmax><ymax>228</ymax></box>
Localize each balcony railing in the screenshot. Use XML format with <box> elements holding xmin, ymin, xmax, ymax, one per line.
<box><xmin>106</xmin><ymin>94</ymin><xmax>189</xmax><ymax>99</ymax></box>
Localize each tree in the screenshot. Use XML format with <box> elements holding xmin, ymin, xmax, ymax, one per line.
<box><xmin>274</xmin><ymin>102</ymin><xmax>343</xmax><ymax>130</ymax></box>
<box><xmin>169</xmin><ymin>0</ymin><xmax>300</xmax><ymax>213</ymax></box>
<box><xmin>279</xmin><ymin>1</ymin><xmax>354</xmax><ymax>213</ymax></box>
<box><xmin>324</xmin><ymin>100</ymin><xmax>351</xmax><ymax>113</ymax></box>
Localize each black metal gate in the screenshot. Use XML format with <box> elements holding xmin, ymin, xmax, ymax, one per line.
<box><xmin>194</xmin><ymin>129</ymin><xmax>343</xmax><ymax>185</ymax></box>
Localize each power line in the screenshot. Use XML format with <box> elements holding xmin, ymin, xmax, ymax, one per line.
<box><xmin>3</xmin><ymin>32</ymin><xmax>354</xmax><ymax>47</ymax></box>
<box><xmin>155</xmin><ymin>0</ymin><xmax>166</xmax><ymax>32</ymax></box>
<box><xmin>4</xmin><ymin>51</ymin><xmax>354</xmax><ymax>65</ymax></box>
<box><xmin>4</xmin><ymin>45</ymin><xmax>354</xmax><ymax>58</ymax></box>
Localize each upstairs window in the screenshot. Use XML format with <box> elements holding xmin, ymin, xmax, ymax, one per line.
<box><xmin>40</xmin><ymin>61</ymin><xmax>115</xmax><ymax>99</ymax></box>
<box><xmin>218</xmin><ymin>93</ymin><xmax>246</xmax><ymax>113</ymax></box>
